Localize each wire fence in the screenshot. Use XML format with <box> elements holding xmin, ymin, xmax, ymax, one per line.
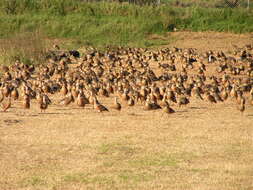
<box><xmin>80</xmin><ymin>0</ymin><xmax>251</xmax><ymax>9</ymax></box>
<box><xmin>223</xmin><ymin>0</ymin><xmax>250</xmax><ymax>8</ymax></box>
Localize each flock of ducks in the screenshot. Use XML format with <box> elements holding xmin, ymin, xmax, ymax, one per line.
<box><xmin>0</xmin><ymin>44</ymin><xmax>253</xmax><ymax>116</ymax></box>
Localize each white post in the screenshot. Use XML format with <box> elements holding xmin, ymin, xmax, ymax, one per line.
<box><xmin>248</xmin><ymin>0</ymin><xmax>250</xmax><ymax>10</ymax></box>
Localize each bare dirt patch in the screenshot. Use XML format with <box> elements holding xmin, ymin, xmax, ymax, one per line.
<box><xmin>167</xmin><ymin>31</ymin><xmax>253</xmax><ymax>52</ymax></box>
<box><xmin>0</xmin><ymin>32</ymin><xmax>253</xmax><ymax>190</ymax></box>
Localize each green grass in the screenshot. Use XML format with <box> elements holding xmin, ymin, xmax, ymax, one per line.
<box><xmin>63</xmin><ymin>173</ymin><xmax>90</xmax><ymax>183</ymax></box>
<box><xmin>20</xmin><ymin>176</ymin><xmax>47</xmax><ymax>187</ymax></box>
<box><xmin>0</xmin><ymin>1</ymin><xmax>252</xmax><ymax>48</ymax></box>
<box><xmin>129</xmin><ymin>155</ymin><xmax>178</xmax><ymax>167</ymax></box>
<box><xmin>118</xmin><ymin>172</ymin><xmax>154</xmax><ymax>183</ymax></box>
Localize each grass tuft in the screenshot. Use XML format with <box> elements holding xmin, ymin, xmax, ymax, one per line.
<box><xmin>21</xmin><ymin>176</ymin><xmax>47</xmax><ymax>187</ymax></box>
<box><xmin>118</xmin><ymin>171</ymin><xmax>154</xmax><ymax>183</ymax></box>
<box><xmin>130</xmin><ymin>154</ymin><xmax>178</xmax><ymax>168</ymax></box>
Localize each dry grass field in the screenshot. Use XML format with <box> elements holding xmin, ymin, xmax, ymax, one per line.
<box><xmin>0</xmin><ymin>32</ymin><xmax>253</xmax><ymax>190</ymax></box>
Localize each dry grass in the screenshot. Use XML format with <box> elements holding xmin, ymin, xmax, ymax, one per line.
<box><xmin>1</xmin><ymin>97</ymin><xmax>253</xmax><ymax>190</ymax></box>
<box><xmin>0</xmin><ymin>32</ymin><xmax>253</xmax><ymax>190</ymax></box>
<box><xmin>0</xmin><ymin>31</ymin><xmax>46</xmax><ymax>65</ymax></box>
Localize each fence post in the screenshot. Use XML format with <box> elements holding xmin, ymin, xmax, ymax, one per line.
<box><xmin>248</xmin><ymin>0</ymin><xmax>250</xmax><ymax>10</ymax></box>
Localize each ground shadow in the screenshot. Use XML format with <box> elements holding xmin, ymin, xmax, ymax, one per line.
<box><xmin>39</xmin><ymin>112</ymin><xmax>75</xmax><ymax>115</ymax></box>
<box><xmin>190</xmin><ymin>106</ymin><xmax>207</xmax><ymax>110</ymax></box>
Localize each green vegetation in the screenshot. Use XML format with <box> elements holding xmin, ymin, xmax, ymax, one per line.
<box><xmin>0</xmin><ymin>0</ymin><xmax>252</xmax><ymax>65</ymax></box>
<box><xmin>0</xmin><ymin>1</ymin><xmax>252</xmax><ymax>46</ymax></box>
<box><xmin>21</xmin><ymin>176</ymin><xmax>47</xmax><ymax>187</ymax></box>
<box><xmin>0</xmin><ymin>31</ymin><xmax>46</xmax><ymax>65</ymax></box>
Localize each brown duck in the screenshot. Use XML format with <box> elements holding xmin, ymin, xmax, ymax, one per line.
<box><xmin>192</xmin><ymin>86</ymin><xmax>203</xmax><ymax>100</ymax></box>
<box><xmin>76</xmin><ymin>90</ymin><xmax>86</xmax><ymax>108</ymax></box>
<box><xmin>2</xmin><ymin>96</ymin><xmax>11</xmax><ymax>112</ymax></box>
<box><xmin>128</xmin><ymin>96</ymin><xmax>135</xmax><ymax>106</ymax></box>
<box><xmin>221</xmin><ymin>88</ymin><xmax>228</xmax><ymax>101</ymax></box>
<box><xmin>11</xmin><ymin>87</ymin><xmax>19</xmax><ymax>100</ymax></box>
<box><xmin>163</xmin><ymin>101</ymin><xmax>175</xmax><ymax>115</ymax></box>
<box><xmin>2</xmin><ymin>85</ymin><xmax>10</xmax><ymax>97</ymax></box>
<box><xmin>112</xmin><ymin>97</ymin><xmax>121</xmax><ymax>111</ymax></box>
<box><xmin>237</xmin><ymin>97</ymin><xmax>245</xmax><ymax>114</ymax></box>
<box><xmin>94</xmin><ymin>97</ymin><xmax>109</xmax><ymax>112</ymax></box>
<box><xmin>0</xmin><ymin>90</ymin><xmax>4</xmax><ymax>103</ymax></box>
<box><xmin>205</xmin><ymin>92</ymin><xmax>217</xmax><ymax>104</ymax></box>
<box><xmin>167</xmin><ymin>89</ymin><xmax>177</xmax><ymax>103</ymax></box>
<box><xmin>61</xmin><ymin>83</ymin><xmax>68</xmax><ymax>96</ymax></box>
<box><xmin>59</xmin><ymin>92</ymin><xmax>74</xmax><ymax>106</ymax></box>
<box><xmin>178</xmin><ymin>96</ymin><xmax>190</xmax><ymax>107</ymax></box>
<box><xmin>250</xmin><ymin>94</ymin><xmax>253</xmax><ymax>106</ymax></box>
<box><xmin>40</xmin><ymin>95</ymin><xmax>49</xmax><ymax>112</ymax></box>
<box><xmin>23</xmin><ymin>94</ymin><xmax>30</xmax><ymax>109</ymax></box>
<box><xmin>144</xmin><ymin>96</ymin><xmax>161</xmax><ymax>110</ymax></box>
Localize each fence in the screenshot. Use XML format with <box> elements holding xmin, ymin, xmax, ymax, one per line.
<box><xmin>79</xmin><ymin>0</ymin><xmax>251</xmax><ymax>9</ymax></box>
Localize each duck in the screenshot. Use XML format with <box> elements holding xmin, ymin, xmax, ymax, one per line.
<box><xmin>192</xmin><ymin>86</ymin><xmax>203</xmax><ymax>100</ymax></box>
<box><xmin>59</xmin><ymin>92</ymin><xmax>74</xmax><ymax>106</ymax></box>
<box><xmin>112</xmin><ymin>97</ymin><xmax>121</xmax><ymax>111</ymax></box>
<box><xmin>11</xmin><ymin>87</ymin><xmax>19</xmax><ymax>100</ymax></box>
<box><xmin>23</xmin><ymin>94</ymin><xmax>30</xmax><ymax>109</ymax></box>
<box><xmin>127</xmin><ymin>96</ymin><xmax>135</xmax><ymax>106</ymax></box>
<box><xmin>178</xmin><ymin>96</ymin><xmax>190</xmax><ymax>107</ymax></box>
<box><xmin>237</xmin><ymin>97</ymin><xmax>245</xmax><ymax>114</ymax></box>
<box><xmin>61</xmin><ymin>82</ymin><xmax>68</xmax><ymax>96</ymax></box>
<box><xmin>40</xmin><ymin>95</ymin><xmax>49</xmax><ymax>112</ymax></box>
<box><xmin>121</xmin><ymin>88</ymin><xmax>130</xmax><ymax>102</ymax></box>
<box><xmin>163</xmin><ymin>101</ymin><xmax>175</xmax><ymax>115</ymax></box>
<box><xmin>76</xmin><ymin>90</ymin><xmax>86</xmax><ymax>108</ymax></box>
<box><xmin>205</xmin><ymin>92</ymin><xmax>217</xmax><ymax>104</ymax></box>
<box><xmin>2</xmin><ymin>84</ymin><xmax>10</xmax><ymax>97</ymax></box>
<box><xmin>94</xmin><ymin>97</ymin><xmax>109</xmax><ymax>112</ymax></box>
<box><xmin>221</xmin><ymin>88</ymin><xmax>228</xmax><ymax>101</ymax></box>
<box><xmin>2</xmin><ymin>96</ymin><xmax>11</xmax><ymax>112</ymax></box>
<box><xmin>211</xmin><ymin>91</ymin><xmax>223</xmax><ymax>102</ymax></box>
<box><xmin>144</xmin><ymin>96</ymin><xmax>161</xmax><ymax>110</ymax></box>
<box><xmin>167</xmin><ymin>89</ymin><xmax>177</xmax><ymax>103</ymax></box>
<box><xmin>0</xmin><ymin>90</ymin><xmax>4</xmax><ymax>103</ymax></box>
